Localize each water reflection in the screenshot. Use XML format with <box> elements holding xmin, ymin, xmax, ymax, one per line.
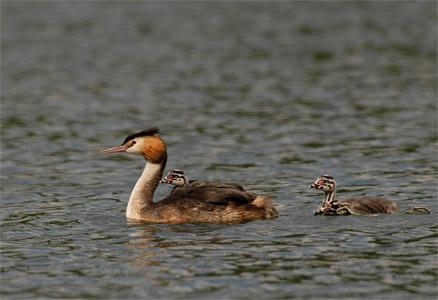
<box><xmin>2</xmin><ymin>1</ymin><xmax>436</xmax><ymax>299</ymax></box>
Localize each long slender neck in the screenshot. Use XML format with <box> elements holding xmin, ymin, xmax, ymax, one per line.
<box><xmin>315</xmin><ymin>189</ymin><xmax>336</xmax><ymax>214</ymax></box>
<box><xmin>126</xmin><ymin>161</ymin><xmax>165</xmax><ymax>220</ymax></box>
<box><xmin>323</xmin><ymin>189</ymin><xmax>336</xmax><ymax>207</ymax></box>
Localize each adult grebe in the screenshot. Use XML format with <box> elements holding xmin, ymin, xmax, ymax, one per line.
<box><xmin>100</xmin><ymin>128</ymin><xmax>279</xmax><ymax>223</ymax></box>
<box><xmin>309</xmin><ymin>175</ymin><xmax>399</xmax><ymax>215</ymax></box>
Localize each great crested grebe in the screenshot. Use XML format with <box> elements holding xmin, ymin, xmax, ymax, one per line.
<box><xmin>160</xmin><ymin>169</ymin><xmax>244</xmax><ymax>189</ymax></box>
<box><xmin>160</xmin><ymin>169</ymin><xmax>190</xmax><ymax>188</ymax></box>
<box><xmin>100</xmin><ymin>128</ymin><xmax>279</xmax><ymax>223</ymax></box>
<box><xmin>309</xmin><ymin>175</ymin><xmax>399</xmax><ymax>215</ymax></box>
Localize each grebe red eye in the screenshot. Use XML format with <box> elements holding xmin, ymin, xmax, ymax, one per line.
<box><xmin>132</xmin><ymin>141</ymin><xmax>136</xmax><ymax>145</ymax></box>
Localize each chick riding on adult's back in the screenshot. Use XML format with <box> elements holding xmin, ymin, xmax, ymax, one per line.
<box><xmin>100</xmin><ymin>128</ymin><xmax>279</xmax><ymax>223</ymax></box>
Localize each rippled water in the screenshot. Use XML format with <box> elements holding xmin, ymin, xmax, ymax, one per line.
<box><xmin>1</xmin><ymin>2</ymin><xmax>437</xmax><ymax>299</ymax></box>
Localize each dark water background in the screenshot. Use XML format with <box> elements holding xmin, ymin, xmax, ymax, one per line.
<box><xmin>1</xmin><ymin>1</ymin><xmax>437</xmax><ymax>299</ymax></box>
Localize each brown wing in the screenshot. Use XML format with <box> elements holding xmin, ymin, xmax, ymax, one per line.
<box><xmin>162</xmin><ymin>181</ymin><xmax>256</xmax><ymax>206</ymax></box>
<box><xmin>341</xmin><ymin>197</ymin><xmax>399</xmax><ymax>214</ymax></box>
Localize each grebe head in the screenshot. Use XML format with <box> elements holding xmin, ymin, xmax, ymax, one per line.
<box><xmin>160</xmin><ymin>169</ymin><xmax>189</xmax><ymax>187</ymax></box>
<box><xmin>309</xmin><ymin>175</ymin><xmax>336</xmax><ymax>192</ymax></box>
<box><xmin>100</xmin><ymin>127</ymin><xmax>167</xmax><ymax>163</ymax></box>
<box><xmin>310</xmin><ymin>175</ymin><xmax>337</xmax><ymax>215</ymax></box>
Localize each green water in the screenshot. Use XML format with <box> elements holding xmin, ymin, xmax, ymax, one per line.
<box><xmin>1</xmin><ymin>1</ymin><xmax>437</xmax><ymax>299</ymax></box>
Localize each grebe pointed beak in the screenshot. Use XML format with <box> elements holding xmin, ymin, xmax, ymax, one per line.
<box><xmin>100</xmin><ymin>145</ymin><xmax>129</xmax><ymax>153</ymax></box>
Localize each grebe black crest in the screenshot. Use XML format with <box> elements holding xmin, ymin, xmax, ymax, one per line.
<box><xmin>122</xmin><ymin>127</ymin><xmax>160</xmax><ymax>145</ymax></box>
<box><xmin>160</xmin><ymin>169</ymin><xmax>190</xmax><ymax>187</ymax></box>
<box><xmin>309</xmin><ymin>175</ymin><xmax>399</xmax><ymax>215</ymax></box>
<box><xmin>100</xmin><ymin>128</ymin><xmax>279</xmax><ymax>223</ymax></box>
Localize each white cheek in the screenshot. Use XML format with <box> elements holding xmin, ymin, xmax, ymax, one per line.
<box><xmin>126</xmin><ymin>143</ymin><xmax>143</xmax><ymax>155</ymax></box>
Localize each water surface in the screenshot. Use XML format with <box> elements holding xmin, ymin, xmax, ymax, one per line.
<box><xmin>1</xmin><ymin>2</ymin><xmax>437</xmax><ymax>299</ymax></box>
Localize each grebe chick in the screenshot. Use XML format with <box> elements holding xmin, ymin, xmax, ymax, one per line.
<box><xmin>100</xmin><ymin>128</ymin><xmax>279</xmax><ymax>223</ymax></box>
<box><xmin>161</xmin><ymin>169</ymin><xmax>248</xmax><ymax>193</ymax></box>
<box><xmin>161</xmin><ymin>169</ymin><xmax>190</xmax><ymax>187</ymax></box>
<box><xmin>309</xmin><ymin>175</ymin><xmax>399</xmax><ymax>215</ymax></box>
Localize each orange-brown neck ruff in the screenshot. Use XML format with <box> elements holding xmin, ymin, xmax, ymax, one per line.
<box><xmin>142</xmin><ymin>135</ymin><xmax>167</xmax><ymax>164</ymax></box>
